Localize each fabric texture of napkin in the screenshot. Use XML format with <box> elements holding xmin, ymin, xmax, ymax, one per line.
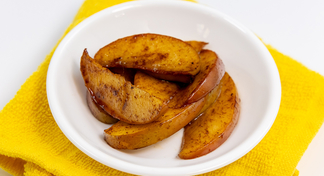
<box><xmin>1</xmin><ymin>0</ymin><xmax>324</xmax><ymax>175</ymax></box>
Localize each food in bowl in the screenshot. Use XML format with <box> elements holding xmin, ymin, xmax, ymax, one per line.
<box><xmin>80</xmin><ymin>33</ymin><xmax>240</xmax><ymax>159</ymax></box>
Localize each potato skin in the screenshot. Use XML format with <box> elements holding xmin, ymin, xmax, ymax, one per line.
<box><xmin>80</xmin><ymin>49</ymin><xmax>168</xmax><ymax>124</ymax></box>
<box><xmin>178</xmin><ymin>73</ymin><xmax>240</xmax><ymax>159</ymax></box>
<box><xmin>86</xmin><ymin>91</ymin><xmax>118</xmax><ymax>124</ymax></box>
<box><xmin>94</xmin><ymin>33</ymin><xmax>200</xmax><ymax>76</ymax></box>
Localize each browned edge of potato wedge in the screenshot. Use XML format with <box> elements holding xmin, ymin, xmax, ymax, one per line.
<box><xmin>168</xmin><ymin>49</ymin><xmax>225</xmax><ymax>109</ymax></box>
<box><xmin>178</xmin><ymin>72</ymin><xmax>240</xmax><ymax>159</ymax></box>
<box><xmin>80</xmin><ymin>49</ymin><xmax>168</xmax><ymax>124</ymax></box>
<box><xmin>94</xmin><ymin>33</ymin><xmax>201</xmax><ymax>76</ymax></box>
<box><xmin>86</xmin><ymin>91</ymin><xmax>118</xmax><ymax>124</ymax></box>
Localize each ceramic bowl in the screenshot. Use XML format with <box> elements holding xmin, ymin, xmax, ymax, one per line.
<box><xmin>47</xmin><ymin>1</ymin><xmax>281</xmax><ymax>175</ymax></box>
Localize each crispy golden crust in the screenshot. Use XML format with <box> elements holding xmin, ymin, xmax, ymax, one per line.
<box><xmin>94</xmin><ymin>33</ymin><xmax>200</xmax><ymax>76</ymax></box>
<box><xmin>80</xmin><ymin>49</ymin><xmax>168</xmax><ymax>124</ymax></box>
<box><xmin>178</xmin><ymin>73</ymin><xmax>240</xmax><ymax>159</ymax></box>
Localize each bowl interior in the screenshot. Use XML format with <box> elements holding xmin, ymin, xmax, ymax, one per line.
<box><xmin>47</xmin><ymin>1</ymin><xmax>281</xmax><ymax>175</ymax></box>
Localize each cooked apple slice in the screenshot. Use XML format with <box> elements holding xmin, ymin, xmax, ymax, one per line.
<box><xmin>141</xmin><ymin>70</ymin><xmax>193</xmax><ymax>83</ymax></box>
<box><xmin>134</xmin><ymin>71</ymin><xmax>221</xmax><ymax>115</ymax></box>
<box><xmin>198</xmin><ymin>79</ymin><xmax>222</xmax><ymax>114</ymax></box>
<box><xmin>80</xmin><ymin>49</ymin><xmax>168</xmax><ymax>124</ymax></box>
<box><xmin>185</xmin><ymin>41</ymin><xmax>208</xmax><ymax>53</ymax></box>
<box><xmin>108</xmin><ymin>67</ymin><xmax>136</xmax><ymax>83</ymax></box>
<box><xmin>86</xmin><ymin>91</ymin><xmax>118</xmax><ymax>124</ymax></box>
<box><xmin>140</xmin><ymin>41</ymin><xmax>208</xmax><ymax>83</ymax></box>
<box><xmin>168</xmin><ymin>50</ymin><xmax>225</xmax><ymax>108</ymax></box>
<box><xmin>104</xmin><ymin>97</ymin><xmax>206</xmax><ymax>149</ymax></box>
<box><xmin>134</xmin><ymin>71</ymin><xmax>180</xmax><ymax>103</ymax></box>
<box><xmin>178</xmin><ymin>73</ymin><xmax>240</xmax><ymax>159</ymax></box>
<box><xmin>94</xmin><ymin>33</ymin><xmax>200</xmax><ymax>76</ymax></box>
<box><xmin>103</xmin><ymin>72</ymin><xmax>222</xmax><ymax>149</ymax></box>
<box><xmin>86</xmin><ymin>67</ymin><xmax>135</xmax><ymax>124</ymax></box>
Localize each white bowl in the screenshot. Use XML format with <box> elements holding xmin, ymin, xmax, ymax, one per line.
<box><xmin>47</xmin><ymin>1</ymin><xmax>281</xmax><ymax>175</ymax></box>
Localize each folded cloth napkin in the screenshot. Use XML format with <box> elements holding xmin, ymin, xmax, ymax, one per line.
<box><xmin>1</xmin><ymin>0</ymin><xmax>324</xmax><ymax>175</ymax></box>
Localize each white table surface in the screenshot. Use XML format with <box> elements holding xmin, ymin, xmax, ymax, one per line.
<box><xmin>0</xmin><ymin>0</ymin><xmax>323</xmax><ymax>175</ymax></box>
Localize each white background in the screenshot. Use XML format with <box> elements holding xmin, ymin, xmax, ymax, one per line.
<box><xmin>0</xmin><ymin>0</ymin><xmax>323</xmax><ymax>175</ymax></box>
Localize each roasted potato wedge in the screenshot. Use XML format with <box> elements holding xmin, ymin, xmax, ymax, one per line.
<box><xmin>178</xmin><ymin>73</ymin><xmax>240</xmax><ymax>159</ymax></box>
<box><xmin>86</xmin><ymin>91</ymin><xmax>118</xmax><ymax>124</ymax></box>
<box><xmin>134</xmin><ymin>71</ymin><xmax>180</xmax><ymax>103</ymax></box>
<box><xmin>94</xmin><ymin>33</ymin><xmax>200</xmax><ymax>76</ymax></box>
<box><xmin>168</xmin><ymin>50</ymin><xmax>225</xmax><ymax>108</ymax></box>
<box><xmin>104</xmin><ymin>98</ymin><xmax>206</xmax><ymax>149</ymax></box>
<box><xmin>80</xmin><ymin>49</ymin><xmax>168</xmax><ymax>124</ymax></box>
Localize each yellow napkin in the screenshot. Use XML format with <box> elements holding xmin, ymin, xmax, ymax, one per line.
<box><xmin>1</xmin><ymin>0</ymin><xmax>324</xmax><ymax>175</ymax></box>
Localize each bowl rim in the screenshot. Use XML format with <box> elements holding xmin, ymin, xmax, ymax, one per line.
<box><xmin>46</xmin><ymin>0</ymin><xmax>281</xmax><ymax>175</ymax></box>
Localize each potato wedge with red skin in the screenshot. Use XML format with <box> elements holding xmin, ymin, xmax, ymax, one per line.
<box><xmin>178</xmin><ymin>73</ymin><xmax>240</xmax><ymax>159</ymax></box>
<box><xmin>168</xmin><ymin>50</ymin><xmax>225</xmax><ymax>108</ymax></box>
<box><xmin>94</xmin><ymin>33</ymin><xmax>200</xmax><ymax>77</ymax></box>
<box><xmin>80</xmin><ymin>49</ymin><xmax>167</xmax><ymax>124</ymax></box>
<box><xmin>86</xmin><ymin>91</ymin><xmax>118</xmax><ymax>124</ymax></box>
